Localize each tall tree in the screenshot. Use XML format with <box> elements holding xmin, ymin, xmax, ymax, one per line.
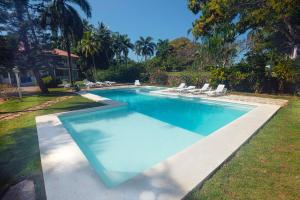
<box><xmin>112</xmin><ymin>33</ymin><xmax>133</xmax><ymax>65</ymax></box>
<box><xmin>188</xmin><ymin>0</ymin><xmax>300</xmax><ymax>59</ymax></box>
<box><xmin>4</xmin><ymin>0</ymin><xmax>49</xmax><ymax>93</ymax></box>
<box><xmin>156</xmin><ymin>39</ymin><xmax>172</xmax><ymax>59</ymax></box>
<box><xmin>94</xmin><ymin>22</ymin><xmax>114</xmax><ymax>67</ymax></box>
<box><xmin>41</xmin><ymin>0</ymin><xmax>92</xmax><ymax>86</ymax></box>
<box><xmin>78</xmin><ymin>31</ymin><xmax>100</xmax><ymax>80</ymax></box>
<box><xmin>135</xmin><ymin>36</ymin><xmax>156</xmax><ymax>61</ymax></box>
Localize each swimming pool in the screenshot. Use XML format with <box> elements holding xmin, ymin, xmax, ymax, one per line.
<box><xmin>59</xmin><ymin>87</ymin><xmax>253</xmax><ymax>187</ymax></box>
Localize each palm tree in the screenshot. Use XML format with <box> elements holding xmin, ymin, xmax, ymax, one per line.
<box><xmin>156</xmin><ymin>39</ymin><xmax>172</xmax><ymax>58</ymax></box>
<box><xmin>41</xmin><ymin>0</ymin><xmax>91</xmax><ymax>86</ymax></box>
<box><xmin>7</xmin><ymin>0</ymin><xmax>49</xmax><ymax>93</ymax></box>
<box><xmin>135</xmin><ymin>36</ymin><xmax>156</xmax><ymax>61</ymax></box>
<box><xmin>112</xmin><ymin>33</ymin><xmax>134</xmax><ymax>65</ymax></box>
<box><xmin>78</xmin><ymin>31</ymin><xmax>100</xmax><ymax>80</ymax></box>
<box><xmin>95</xmin><ymin>22</ymin><xmax>114</xmax><ymax>65</ymax></box>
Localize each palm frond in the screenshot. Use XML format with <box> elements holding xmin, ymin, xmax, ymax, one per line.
<box><xmin>67</xmin><ymin>0</ymin><xmax>91</xmax><ymax>17</ymax></box>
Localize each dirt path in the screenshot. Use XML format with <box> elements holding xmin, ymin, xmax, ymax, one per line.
<box><xmin>0</xmin><ymin>95</ymin><xmax>73</xmax><ymax>121</ymax></box>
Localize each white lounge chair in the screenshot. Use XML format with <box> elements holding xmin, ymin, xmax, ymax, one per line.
<box><xmin>134</xmin><ymin>80</ymin><xmax>141</xmax><ymax>86</ymax></box>
<box><xmin>63</xmin><ymin>83</ymin><xmax>71</xmax><ymax>88</ymax></box>
<box><xmin>206</xmin><ymin>84</ymin><xmax>227</xmax><ymax>96</ymax></box>
<box><xmin>84</xmin><ymin>80</ymin><xmax>96</xmax><ymax>88</ymax></box>
<box><xmin>176</xmin><ymin>83</ymin><xmax>186</xmax><ymax>89</ymax></box>
<box><xmin>104</xmin><ymin>81</ymin><xmax>116</xmax><ymax>86</ymax></box>
<box><xmin>189</xmin><ymin>83</ymin><xmax>210</xmax><ymax>94</ymax></box>
<box><xmin>96</xmin><ymin>81</ymin><xmax>104</xmax><ymax>86</ymax></box>
<box><xmin>179</xmin><ymin>86</ymin><xmax>196</xmax><ymax>93</ymax></box>
<box><xmin>167</xmin><ymin>83</ymin><xmax>186</xmax><ymax>91</ymax></box>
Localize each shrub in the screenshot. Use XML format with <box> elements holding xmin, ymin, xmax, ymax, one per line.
<box><xmin>166</xmin><ymin>71</ymin><xmax>210</xmax><ymax>86</ymax></box>
<box><xmin>149</xmin><ymin>70</ymin><xmax>168</xmax><ymax>85</ymax></box>
<box><xmin>95</xmin><ymin>63</ymin><xmax>146</xmax><ymax>83</ymax></box>
<box><xmin>42</xmin><ymin>76</ymin><xmax>61</xmax><ymax>88</ymax></box>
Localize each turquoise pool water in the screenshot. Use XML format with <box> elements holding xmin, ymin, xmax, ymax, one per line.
<box><xmin>59</xmin><ymin>87</ymin><xmax>253</xmax><ymax>187</ymax></box>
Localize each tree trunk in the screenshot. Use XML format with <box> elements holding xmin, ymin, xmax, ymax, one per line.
<box><xmin>15</xmin><ymin>1</ymin><xmax>48</xmax><ymax>93</ymax></box>
<box><xmin>92</xmin><ymin>55</ymin><xmax>96</xmax><ymax>81</ymax></box>
<box><xmin>66</xmin><ymin>39</ymin><xmax>74</xmax><ymax>86</ymax></box>
<box><xmin>32</xmin><ymin>67</ymin><xmax>48</xmax><ymax>93</ymax></box>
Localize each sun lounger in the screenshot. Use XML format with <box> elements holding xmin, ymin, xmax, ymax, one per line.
<box><xmin>179</xmin><ymin>86</ymin><xmax>196</xmax><ymax>93</ymax></box>
<box><xmin>190</xmin><ymin>83</ymin><xmax>210</xmax><ymax>94</ymax></box>
<box><xmin>63</xmin><ymin>83</ymin><xmax>71</xmax><ymax>88</ymax></box>
<box><xmin>165</xmin><ymin>83</ymin><xmax>186</xmax><ymax>92</ymax></box>
<box><xmin>104</xmin><ymin>81</ymin><xmax>116</xmax><ymax>86</ymax></box>
<box><xmin>134</xmin><ymin>80</ymin><xmax>141</xmax><ymax>86</ymax></box>
<box><xmin>206</xmin><ymin>84</ymin><xmax>227</xmax><ymax>96</ymax></box>
<box><xmin>96</xmin><ymin>81</ymin><xmax>104</xmax><ymax>86</ymax></box>
<box><xmin>84</xmin><ymin>80</ymin><xmax>96</xmax><ymax>88</ymax></box>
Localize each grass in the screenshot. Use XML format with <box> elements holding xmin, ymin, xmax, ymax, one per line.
<box><xmin>186</xmin><ymin>97</ymin><xmax>300</xmax><ymax>200</ymax></box>
<box><xmin>0</xmin><ymin>90</ymin><xmax>299</xmax><ymax>200</ymax></box>
<box><xmin>0</xmin><ymin>88</ymin><xmax>71</xmax><ymax>113</ymax></box>
<box><xmin>0</xmin><ymin>91</ymin><xmax>103</xmax><ymax>199</ymax></box>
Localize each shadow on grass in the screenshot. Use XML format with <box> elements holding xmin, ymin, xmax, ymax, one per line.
<box><xmin>42</xmin><ymin>101</ymin><xmax>104</xmax><ymax>114</ymax></box>
<box><xmin>0</xmin><ymin>99</ymin><xmax>103</xmax><ymax>199</ymax></box>
<box><xmin>0</xmin><ymin>125</ymin><xmax>46</xmax><ymax>200</ymax></box>
<box><xmin>0</xmin><ymin>95</ymin><xmax>102</xmax><ymax>115</ymax></box>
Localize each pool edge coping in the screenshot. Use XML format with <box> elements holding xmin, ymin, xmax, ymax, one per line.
<box><xmin>36</xmin><ymin>86</ymin><xmax>282</xmax><ymax>200</ymax></box>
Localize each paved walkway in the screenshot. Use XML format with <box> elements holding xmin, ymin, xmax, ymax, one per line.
<box><xmin>158</xmin><ymin>90</ymin><xmax>288</xmax><ymax>107</ymax></box>
<box><xmin>220</xmin><ymin>94</ymin><xmax>288</xmax><ymax>106</ymax></box>
<box><xmin>0</xmin><ymin>95</ymin><xmax>73</xmax><ymax>121</ymax></box>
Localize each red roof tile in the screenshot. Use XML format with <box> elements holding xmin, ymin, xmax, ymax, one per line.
<box><xmin>50</xmin><ymin>49</ymin><xmax>79</xmax><ymax>58</ymax></box>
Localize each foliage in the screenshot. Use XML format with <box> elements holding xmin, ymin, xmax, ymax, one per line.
<box><xmin>151</xmin><ymin>71</ymin><xmax>211</xmax><ymax>87</ymax></box>
<box><xmin>0</xmin><ymin>35</ymin><xmax>18</xmax><ymax>68</ymax></box>
<box><xmin>188</xmin><ymin>0</ymin><xmax>300</xmax><ymax>58</ymax></box>
<box><xmin>135</xmin><ymin>36</ymin><xmax>156</xmax><ymax>61</ymax></box>
<box><xmin>149</xmin><ymin>70</ymin><xmax>168</xmax><ymax>85</ymax></box>
<box><xmin>187</xmin><ymin>0</ymin><xmax>300</xmax><ymax>94</ymax></box>
<box><xmin>196</xmin><ymin>33</ymin><xmax>239</xmax><ymax>69</ymax></box>
<box><xmin>95</xmin><ymin>63</ymin><xmax>146</xmax><ymax>83</ymax></box>
<box><xmin>42</xmin><ymin>75</ymin><xmax>61</xmax><ymax>88</ymax></box>
<box><xmin>77</xmin><ymin>31</ymin><xmax>100</xmax><ymax>80</ymax></box>
<box><xmin>169</xmin><ymin>37</ymin><xmax>197</xmax><ymax>69</ymax></box>
<box><xmin>156</xmin><ymin>39</ymin><xmax>172</xmax><ymax>59</ymax></box>
<box><xmin>149</xmin><ymin>37</ymin><xmax>198</xmax><ymax>72</ymax></box>
<box><xmin>40</xmin><ymin>0</ymin><xmax>92</xmax><ymax>85</ymax></box>
<box><xmin>272</xmin><ymin>58</ymin><xmax>299</xmax><ymax>92</ymax></box>
<box><xmin>112</xmin><ymin>33</ymin><xmax>134</xmax><ymax>64</ymax></box>
<box><xmin>1</xmin><ymin>0</ymin><xmax>51</xmax><ymax>93</ymax></box>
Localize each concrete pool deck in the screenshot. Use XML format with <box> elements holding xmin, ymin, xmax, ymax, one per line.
<box><xmin>36</xmin><ymin>86</ymin><xmax>286</xmax><ymax>200</ymax></box>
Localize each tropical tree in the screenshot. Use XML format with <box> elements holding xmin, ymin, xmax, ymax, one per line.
<box><xmin>188</xmin><ymin>0</ymin><xmax>300</xmax><ymax>59</ymax></box>
<box><xmin>41</xmin><ymin>0</ymin><xmax>92</xmax><ymax>86</ymax></box>
<box><xmin>135</xmin><ymin>36</ymin><xmax>156</xmax><ymax>61</ymax></box>
<box><xmin>78</xmin><ymin>31</ymin><xmax>100</xmax><ymax>80</ymax></box>
<box><xmin>112</xmin><ymin>33</ymin><xmax>134</xmax><ymax>65</ymax></box>
<box><xmin>1</xmin><ymin>0</ymin><xmax>50</xmax><ymax>93</ymax></box>
<box><xmin>95</xmin><ymin>22</ymin><xmax>114</xmax><ymax>66</ymax></box>
<box><xmin>156</xmin><ymin>39</ymin><xmax>172</xmax><ymax>59</ymax></box>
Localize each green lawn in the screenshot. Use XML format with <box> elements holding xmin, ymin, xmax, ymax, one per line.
<box><xmin>0</xmin><ymin>91</ymin><xmax>103</xmax><ymax>199</ymax></box>
<box><xmin>0</xmin><ymin>91</ymin><xmax>299</xmax><ymax>200</ymax></box>
<box><xmin>0</xmin><ymin>88</ymin><xmax>71</xmax><ymax>113</ymax></box>
<box><xmin>186</xmin><ymin>97</ymin><xmax>300</xmax><ymax>200</ymax></box>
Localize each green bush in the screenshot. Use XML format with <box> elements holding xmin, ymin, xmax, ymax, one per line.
<box><xmin>166</xmin><ymin>71</ymin><xmax>210</xmax><ymax>86</ymax></box>
<box><xmin>42</xmin><ymin>76</ymin><xmax>61</xmax><ymax>88</ymax></box>
<box><xmin>95</xmin><ymin>63</ymin><xmax>145</xmax><ymax>83</ymax></box>
<box><xmin>149</xmin><ymin>70</ymin><xmax>168</xmax><ymax>85</ymax></box>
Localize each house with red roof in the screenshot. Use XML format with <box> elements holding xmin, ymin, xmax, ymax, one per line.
<box><xmin>0</xmin><ymin>49</ymin><xmax>80</xmax><ymax>86</ymax></box>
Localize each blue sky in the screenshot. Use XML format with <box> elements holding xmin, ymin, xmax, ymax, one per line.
<box><xmin>80</xmin><ymin>0</ymin><xmax>247</xmax><ymax>61</ymax></box>
<box><xmin>85</xmin><ymin>0</ymin><xmax>197</xmax><ymax>42</ymax></box>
